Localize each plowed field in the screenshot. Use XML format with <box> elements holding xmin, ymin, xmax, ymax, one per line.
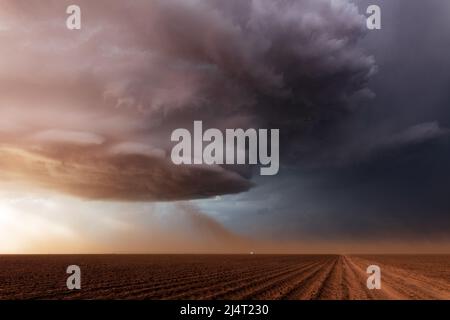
<box><xmin>0</xmin><ymin>255</ymin><xmax>448</xmax><ymax>299</ymax></box>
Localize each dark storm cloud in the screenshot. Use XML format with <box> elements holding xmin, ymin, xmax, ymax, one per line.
<box><xmin>0</xmin><ymin>0</ymin><xmax>375</xmax><ymax>200</ymax></box>
<box><xmin>213</xmin><ymin>0</ymin><xmax>450</xmax><ymax>243</ymax></box>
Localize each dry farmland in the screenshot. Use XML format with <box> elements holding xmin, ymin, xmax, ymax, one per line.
<box><xmin>0</xmin><ymin>255</ymin><xmax>448</xmax><ymax>300</ymax></box>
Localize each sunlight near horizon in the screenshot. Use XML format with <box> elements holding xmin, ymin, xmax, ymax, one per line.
<box><xmin>0</xmin><ymin>198</ymin><xmax>78</xmax><ymax>254</ymax></box>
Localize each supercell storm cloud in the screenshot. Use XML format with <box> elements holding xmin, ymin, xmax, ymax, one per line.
<box><xmin>0</xmin><ymin>0</ymin><xmax>450</xmax><ymax>250</ymax></box>
<box><xmin>0</xmin><ymin>0</ymin><xmax>375</xmax><ymax>200</ymax></box>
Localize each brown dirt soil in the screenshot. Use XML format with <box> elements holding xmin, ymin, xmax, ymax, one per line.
<box><xmin>0</xmin><ymin>255</ymin><xmax>448</xmax><ymax>300</ymax></box>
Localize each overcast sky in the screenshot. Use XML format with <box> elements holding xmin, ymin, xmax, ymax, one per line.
<box><xmin>0</xmin><ymin>0</ymin><xmax>449</xmax><ymax>253</ymax></box>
